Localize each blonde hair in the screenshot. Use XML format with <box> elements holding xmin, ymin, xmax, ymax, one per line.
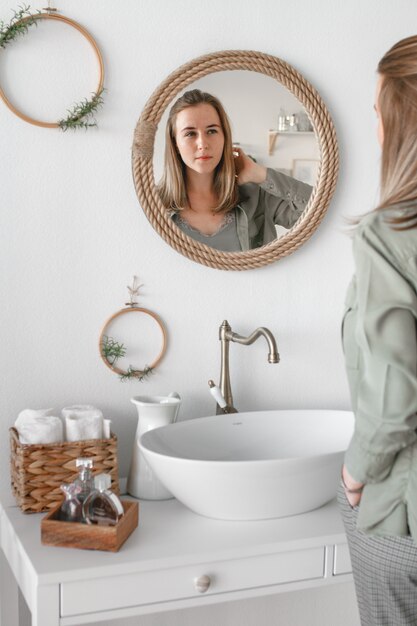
<box><xmin>157</xmin><ymin>89</ymin><xmax>238</xmax><ymax>213</ymax></box>
<box><xmin>376</xmin><ymin>35</ymin><xmax>417</xmax><ymax>228</ymax></box>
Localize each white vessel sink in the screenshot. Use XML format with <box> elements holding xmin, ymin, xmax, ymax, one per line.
<box><xmin>139</xmin><ymin>409</ymin><xmax>354</xmax><ymax>521</ymax></box>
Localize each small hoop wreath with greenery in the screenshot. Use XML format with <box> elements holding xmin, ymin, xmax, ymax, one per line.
<box><xmin>0</xmin><ymin>5</ymin><xmax>105</xmax><ymax>129</ymax></box>
<box><xmin>99</xmin><ymin>279</ymin><xmax>167</xmax><ymax>381</ymax></box>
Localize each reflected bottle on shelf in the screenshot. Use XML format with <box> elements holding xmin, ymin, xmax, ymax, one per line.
<box><xmin>277</xmin><ymin>108</ymin><xmax>288</xmax><ymax>131</ymax></box>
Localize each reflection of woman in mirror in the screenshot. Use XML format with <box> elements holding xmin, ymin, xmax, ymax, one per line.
<box><xmin>158</xmin><ymin>89</ymin><xmax>312</xmax><ymax>251</ymax></box>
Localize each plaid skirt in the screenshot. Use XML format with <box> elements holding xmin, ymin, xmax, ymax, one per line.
<box><xmin>338</xmin><ymin>481</ymin><xmax>417</xmax><ymax>625</ymax></box>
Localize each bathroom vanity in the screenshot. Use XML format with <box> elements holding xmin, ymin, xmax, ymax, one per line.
<box><xmin>0</xmin><ymin>495</ymin><xmax>352</xmax><ymax>626</ymax></box>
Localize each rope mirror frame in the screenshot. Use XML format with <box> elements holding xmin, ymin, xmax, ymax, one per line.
<box><xmin>99</xmin><ymin>307</ymin><xmax>167</xmax><ymax>380</ymax></box>
<box><xmin>132</xmin><ymin>49</ymin><xmax>339</xmax><ymax>271</ymax></box>
<box><xmin>0</xmin><ymin>11</ymin><xmax>104</xmax><ymax>128</ymax></box>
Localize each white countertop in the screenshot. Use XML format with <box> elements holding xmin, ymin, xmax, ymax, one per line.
<box><xmin>1</xmin><ymin>496</ymin><xmax>346</xmax><ymax>583</ymax></box>
<box><xmin>0</xmin><ymin>494</ymin><xmax>351</xmax><ymax>625</ymax></box>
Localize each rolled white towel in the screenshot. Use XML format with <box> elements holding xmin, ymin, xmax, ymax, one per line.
<box><xmin>15</xmin><ymin>408</ymin><xmax>55</xmax><ymax>425</ymax></box>
<box><xmin>103</xmin><ymin>419</ymin><xmax>112</xmax><ymax>439</ymax></box>
<box><xmin>15</xmin><ymin>410</ymin><xmax>63</xmax><ymax>444</ymax></box>
<box><xmin>62</xmin><ymin>405</ymin><xmax>104</xmax><ymax>441</ymax></box>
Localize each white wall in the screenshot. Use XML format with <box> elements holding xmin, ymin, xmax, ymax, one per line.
<box><xmin>2</xmin><ymin>0</ymin><xmax>416</xmax><ymax>624</ymax></box>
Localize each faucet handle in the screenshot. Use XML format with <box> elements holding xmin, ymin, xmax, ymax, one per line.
<box><xmin>208</xmin><ymin>380</ymin><xmax>227</xmax><ymax>409</ymax></box>
<box><xmin>208</xmin><ymin>380</ymin><xmax>238</xmax><ymax>414</ymax></box>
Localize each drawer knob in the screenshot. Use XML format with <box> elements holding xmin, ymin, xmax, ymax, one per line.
<box><xmin>194</xmin><ymin>575</ymin><xmax>211</xmax><ymax>593</ymax></box>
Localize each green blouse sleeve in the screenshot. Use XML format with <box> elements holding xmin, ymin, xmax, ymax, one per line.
<box><xmin>344</xmin><ymin>219</ymin><xmax>417</xmax><ymax>483</ymax></box>
<box><xmin>259</xmin><ymin>169</ymin><xmax>312</xmax><ymax>229</ymax></box>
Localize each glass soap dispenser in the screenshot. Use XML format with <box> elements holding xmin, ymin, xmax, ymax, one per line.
<box><xmin>59</xmin><ymin>483</ymin><xmax>83</xmax><ymax>522</ymax></box>
<box><xmin>83</xmin><ymin>473</ymin><xmax>124</xmax><ymax>526</ymax></box>
<box><xmin>74</xmin><ymin>457</ymin><xmax>94</xmax><ymax>503</ymax></box>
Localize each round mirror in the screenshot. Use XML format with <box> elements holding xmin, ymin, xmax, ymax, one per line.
<box><xmin>132</xmin><ymin>50</ymin><xmax>338</xmax><ymax>271</ymax></box>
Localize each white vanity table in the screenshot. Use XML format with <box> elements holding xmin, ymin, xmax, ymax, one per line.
<box><xmin>0</xmin><ymin>495</ymin><xmax>352</xmax><ymax>626</ymax></box>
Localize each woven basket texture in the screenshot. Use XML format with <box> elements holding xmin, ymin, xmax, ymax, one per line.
<box><xmin>9</xmin><ymin>427</ymin><xmax>119</xmax><ymax>513</ymax></box>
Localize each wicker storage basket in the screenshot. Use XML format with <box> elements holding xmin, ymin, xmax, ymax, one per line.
<box><xmin>10</xmin><ymin>427</ymin><xmax>119</xmax><ymax>513</ymax></box>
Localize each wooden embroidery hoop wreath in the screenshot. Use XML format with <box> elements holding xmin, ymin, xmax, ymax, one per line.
<box><xmin>99</xmin><ymin>307</ymin><xmax>167</xmax><ymax>379</ymax></box>
<box><xmin>0</xmin><ymin>11</ymin><xmax>104</xmax><ymax>128</ymax></box>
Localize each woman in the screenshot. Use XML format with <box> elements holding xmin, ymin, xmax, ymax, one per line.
<box><xmin>340</xmin><ymin>35</ymin><xmax>417</xmax><ymax>625</ymax></box>
<box><xmin>158</xmin><ymin>89</ymin><xmax>312</xmax><ymax>251</ymax></box>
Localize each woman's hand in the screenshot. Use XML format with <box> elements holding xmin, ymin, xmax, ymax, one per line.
<box><xmin>233</xmin><ymin>146</ymin><xmax>267</xmax><ymax>185</ymax></box>
<box><xmin>342</xmin><ymin>464</ymin><xmax>364</xmax><ymax>508</ymax></box>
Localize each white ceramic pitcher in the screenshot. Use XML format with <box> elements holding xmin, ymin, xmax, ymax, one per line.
<box><xmin>127</xmin><ymin>393</ymin><xmax>181</xmax><ymax>500</ymax></box>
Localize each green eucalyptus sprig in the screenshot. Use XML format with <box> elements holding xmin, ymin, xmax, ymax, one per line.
<box><xmin>101</xmin><ymin>335</ymin><xmax>153</xmax><ymax>382</ymax></box>
<box><xmin>101</xmin><ymin>335</ymin><xmax>126</xmax><ymax>367</ymax></box>
<box><xmin>0</xmin><ymin>5</ymin><xmax>38</xmax><ymax>49</ymax></box>
<box><xmin>58</xmin><ymin>89</ymin><xmax>105</xmax><ymax>131</ymax></box>
<box><xmin>120</xmin><ymin>365</ymin><xmax>153</xmax><ymax>383</ymax></box>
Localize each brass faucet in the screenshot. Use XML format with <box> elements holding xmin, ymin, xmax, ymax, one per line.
<box><xmin>215</xmin><ymin>320</ymin><xmax>279</xmax><ymax>414</ymax></box>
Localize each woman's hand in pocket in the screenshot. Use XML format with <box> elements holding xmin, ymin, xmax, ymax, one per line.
<box><xmin>342</xmin><ymin>464</ymin><xmax>364</xmax><ymax>507</ymax></box>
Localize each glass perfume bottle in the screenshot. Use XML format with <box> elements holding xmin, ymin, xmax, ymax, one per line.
<box><xmin>59</xmin><ymin>483</ymin><xmax>83</xmax><ymax>522</ymax></box>
<box><xmin>74</xmin><ymin>457</ymin><xmax>94</xmax><ymax>504</ymax></box>
<box><xmin>83</xmin><ymin>473</ymin><xmax>124</xmax><ymax>526</ymax></box>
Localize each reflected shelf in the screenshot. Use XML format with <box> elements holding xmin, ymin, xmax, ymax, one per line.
<box><xmin>268</xmin><ymin>130</ymin><xmax>315</xmax><ymax>155</ymax></box>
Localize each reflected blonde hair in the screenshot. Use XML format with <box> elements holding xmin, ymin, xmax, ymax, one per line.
<box><xmin>376</xmin><ymin>35</ymin><xmax>417</xmax><ymax>228</ymax></box>
<box><xmin>157</xmin><ymin>89</ymin><xmax>238</xmax><ymax>213</ymax></box>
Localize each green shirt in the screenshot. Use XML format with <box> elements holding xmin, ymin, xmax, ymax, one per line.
<box><xmin>236</xmin><ymin>168</ymin><xmax>312</xmax><ymax>250</ymax></box>
<box><xmin>343</xmin><ymin>208</ymin><xmax>417</xmax><ymax>538</ymax></box>
<box><xmin>170</xmin><ymin>169</ymin><xmax>312</xmax><ymax>252</ymax></box>
<box><xmin>172</xmin><ymin>209</ymin><xmax>241</xmax><ymax>251</ymax></box>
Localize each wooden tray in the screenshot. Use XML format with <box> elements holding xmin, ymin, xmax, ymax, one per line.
<box><xmin>41</xmin><ymin>500</ymin><xmax>139</xmax><ymax>552</ymax></box>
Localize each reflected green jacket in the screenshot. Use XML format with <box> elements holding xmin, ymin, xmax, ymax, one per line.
<box><xmin>343</xmin><ymin>209</ymin><xmax>417</xmax><ymax>538</ymax></box>
<box><xmin>236</xmin><ymin>169</ymin><xmax>312</xmax><ymax>250</ymax></box>
<box><xmin>171</xmin><ymin>169</ymin><xmax>312</xmax><ymax>251</ymax></box>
